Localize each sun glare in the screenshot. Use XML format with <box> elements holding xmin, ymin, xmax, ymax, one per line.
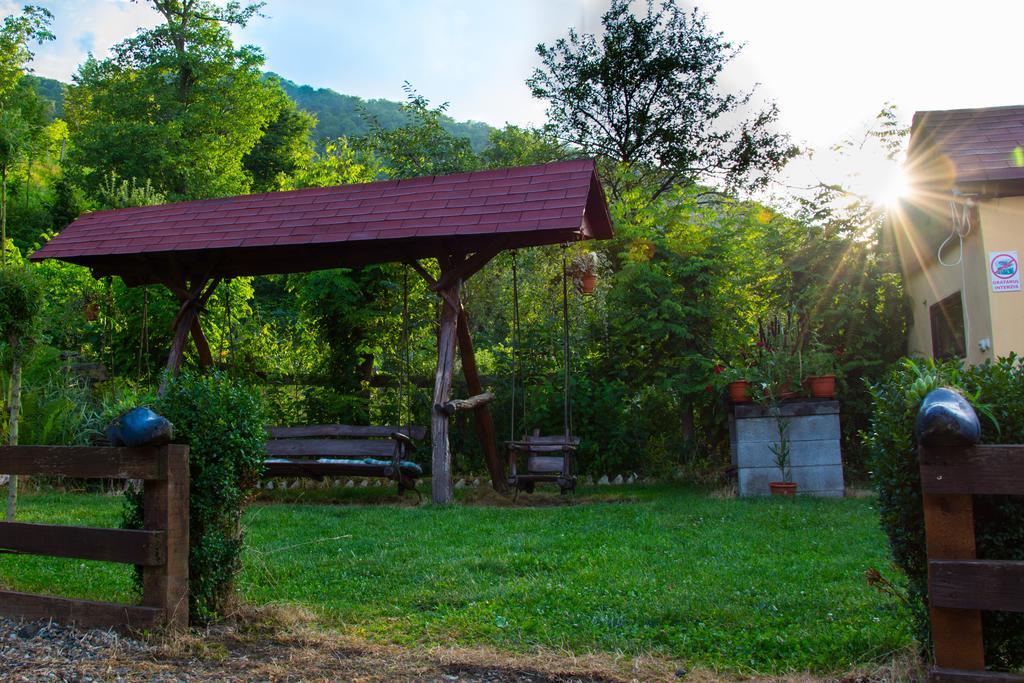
<box><xmin>877</xmin><ymin>165</ymin><xmax>911</xmax><ymax>208</ymax></box>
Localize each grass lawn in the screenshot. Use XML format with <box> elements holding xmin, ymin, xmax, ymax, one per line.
<box><xmin>0</xmin><ymin>485</ymin><xmax>912</xmax><ymax>675</ymax></box>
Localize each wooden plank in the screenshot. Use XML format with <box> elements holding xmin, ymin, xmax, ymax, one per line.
<box><xmin>923</xmin><ymin>492</ymin><xmax>985</xmax><ymax>670</ymax></box>
<box><xmin>0</xmin><ymin>590</ymin><xmax>163</xmax><ymax>630</ymax></box>
<box><xmin>507</xmin><ymin>443</ymin><xmax>577</xmax><ymax>453</ymax></box>
<box><xmin>526</xmin><ymin>456</ymin><xmax>565</xmax><ymax>474</ymax></box>
<box><xmin>930</xmin><ymin>667</ymin><xmax>1024</xmax><ymax>682</ymax></box>
<box><xmin>0</xmin><ymin>446</ymin><xmax>164</xmax><ymax>480</ymax></box>
<box><xmin>524</xmin><ymin>434</ymin><xmax>581</xmax><ymax>446</ymax></box>
<box><xmin>265</xmin><ymin>439</ymin><xmax>396</xmax><ymax>458</ymax></box>
<box><xmin>920</xmin><ymin>445</ymin><xmax>1024</xmax><ymax>495</ymax></box>
<box><xmin>268</xmin><ymin>425</ymin><xmax>427</xmax><ymax>440</ymax></box>
<box><xmin>431</xmin><ymin>275</ymin><xmax>460</xmax><ymax>505</ymax></box>
<box><xmin>143</xmin><ymin>445</ymin><xmax>189</xmax><ymax>630</ymax></box>
<box><xmin>456</xmin><ymin>305</ymin><xmax>506</xmax><ymax>494</ymax></box>
<box><xmin>0</xmin><ymin>522</ymin><xmax>164</xmax><ymax>565</ymax></box>
<box><xmin>930</xmin><ymin>560</ymin><xmax>1024</xmax><ymax>613</ymax></box>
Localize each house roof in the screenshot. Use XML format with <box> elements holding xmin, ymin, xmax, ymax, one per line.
<box><xmin>31</xmin><ymin>159</ymin><xmax>614</xmax><ymax>286</ymax></box>
<box><xmin>908</xmin><ymin>105</ymin><xmax>1024</xmax><ymax>194</ymax></box>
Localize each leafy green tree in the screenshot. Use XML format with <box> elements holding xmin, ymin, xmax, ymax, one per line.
<box><xmin>65</xmin><ymin>0</ymin><xmax>295</xmax><ymax>199</ymax></box>
<box><xmin>361</xmin><ymin>84</ymin><xmax>479</xmax><ymax>178</ymax></box>
<box><xmin>0</xmin><ymin>4</ymin><xmax>53</xmax><ymax>265</ymax></box>
<box><xmin>528</xmin><ymin>0</ymin><xmax>796</xmax><ymax>200</ymax></box>
<box><xmin>479</xmin><ymin>125</ymin><xmax>568</xmax><ymax>169</ymax></box>
<box><xmin>242</xmin><ymin>88</ymin><xmax>315</xmax><ymax>192</ymax></box>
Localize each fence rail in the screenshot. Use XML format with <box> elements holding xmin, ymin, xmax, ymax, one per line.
<box><xmin>919</xmin><ymin>444</ymin><xmax>1024</xmax><ymax>683</ymax></box>
<box><xmin>0</xmin><ymin>444</ymin><xmax>189</xmax><ymax>630</ymax></box>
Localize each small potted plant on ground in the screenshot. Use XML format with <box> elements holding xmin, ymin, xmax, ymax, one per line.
<box><xmin>803</xmin><ymin>345</ymin><xmax>838</xmax><ymax>399</ymax></box>
<box><xmin>767</xmin><ymin>408</ymin><xmax>796</xmax><ymax>496</ymax></box>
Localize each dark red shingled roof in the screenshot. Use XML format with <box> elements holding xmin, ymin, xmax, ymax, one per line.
<box><xmin>31</xmin><ymin>159</ymin><xmax>613</xmax><ymax>285</ymax></box>
<box><xmin>908</xmin><ymin>105</ymin><xmax>1024</xmax><ymax>193</ymax></box>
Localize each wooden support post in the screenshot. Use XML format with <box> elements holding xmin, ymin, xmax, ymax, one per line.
<box><xmin>431</xmin><ymin>278</ymin><xmax>461</xmax><ymax>505</ymax></box>
<box><xmin>190</xmin><ymin>316</ymin><xmax>213</xmax><ymax>368</ymax></box>
<box><xmin>5</xmin><ymin>352</ymin><xmax>21</xmax><ymax>521</ymax></box>
<box><xmin>923</xmin><ymin>491</ymin><xmax>984</xmax><ymax>670</ymax></box>
<box><xmin>142</xmin><ymin>444</ymin><xmax>189</xmax><ymax>629</ymax></box>
<box><xmin>456</xmin><ymin>306</ymin><xmax>507</xmax><ymax>494</ymax></box>
<box><xmin>159</xmin><ymin>301</ymin><xmax>196</xmax><ymax>395</ymax></box>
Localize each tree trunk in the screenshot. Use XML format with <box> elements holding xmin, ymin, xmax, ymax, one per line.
<box><xmin>2</xmin><ymin>164</ymin><xmax>8</xmax><ymax>266</ymax></box>
<box><xmin>6</xmin><ymin>352</ymin><xmax>22</xmax><ymax>521</ymax></box>
<box><xmin>681</xmin><ymin>401</ymin><xmax>694</xmax><ymax>447</ymax></box>
<box><xmin>431</xmin><ymin>279</ymin><xmax>461</xmax><ymax>505</ymax></box>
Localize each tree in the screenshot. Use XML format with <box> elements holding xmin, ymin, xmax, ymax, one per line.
<box><xmin>65</xmin><ymin>0</ymin><xmax>296</xmax><ymax>200</ymax></box>
<box><xmin>0</xmin><ymin>4</ymin><xmax>53</xmax><ymax>265</ymax></box>
<box><xmin>479</xmin><ymin>124</ymin><xmax>568</xmax><ymax>169</ymax></box>
<box><xmin>0</xmin><ymin>5</ymin><xmax>53</xmax><ymax>104</ymax></box>
<box><xmin>528</xmin><ymin>0</ymin><xmax>796</xmax><ymax>200</ymax></box>
<box><xmin>242</xmin><ymin>86</ymin><xmax>315</xmax><ymax>192</ymax></box>
<box><xmin>360</xmin><ymin>84</ymin><xmax>478</xmax><ymax>179</ymax></box>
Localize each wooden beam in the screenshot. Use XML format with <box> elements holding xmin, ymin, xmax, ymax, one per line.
<box><xmin>143</xmin><ymin>444</ymin><xmax>189</xmax><ymax>630</ymax></box>
<box><xmin>456</xmin><ymin>306</ymin><xmax>506</xmax><ymax>493</ymax></box>
<box><xmin>431</xmin><ymin>275</ymin><xmax>461</xmax><ymax>505</ymax></box>
<box><xmin>435</xmin><ymin>392</ymin><xmax>495</xmax><ymax>417</ymax></box>
<box><xmin>929</xmin><ymin>560</ymin><xmax>1024</xmax><ymax>613</ymax></box>
<box><xmin>930</xmin><ymin>668</ymin><xmax>1024</xmax><ymax>682</ymax></box>
<box><xmin>920</xmin><ymin>445</ymin><xmax>1024</xmax><ymax>495</ymax></box>
<box><xmin>190</xmin><ymin>315</ymin><xmax>213</xmax><ymax>368</ymax></box>
<box><xmin>434</xmin><ymin>244</ymin><xmax>503</xmax><ymax>291</ymax></box>
<box><xmin>0</xmin><ymin>590</ymin><xmax>164</xmax><ymax>630</ymax></box>
<box><xmin>0</xmin><ymin>522</ymin><xmax>164</xmax><ymax>565</ymax></box>
<box><xmin>0</xmin><ymin>446</ymin><xmax>165</xmax><ymax>480</ymax></box>
<box><xmin>923</xmin><ymin>492</ymin><xmax>984</xmax><ymax>670</ymax></box>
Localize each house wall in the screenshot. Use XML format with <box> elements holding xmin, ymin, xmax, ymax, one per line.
<box><xmin>977</xmin><ymin>197</ymin><xmax>1024</xmax><ymax>358</ymax></box>
<box><xmin>897</xmin><ymin>198</ymin><xmax>993</xmax><ymax>365</ymax></box>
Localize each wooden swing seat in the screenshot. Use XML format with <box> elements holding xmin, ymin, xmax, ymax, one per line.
<box><xmin>506</xmin><ymin>430</ymin><xmax>580</xmax><ymax>494</ymax></box>
<box><xmin>264</xmin><ymin>424</ymin><xmax>426</xmax><ymax>492</ymax></box>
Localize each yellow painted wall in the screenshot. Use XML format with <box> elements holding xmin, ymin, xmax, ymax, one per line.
<box><xmin>895</xmin><ymin>197</ymin><xmax>994</xmax><ymax>365</ymax></box>
<box><xmin>977</xmin><ymin>197</ymin><xmax>1024</xmax><ymax>358</ymax></box>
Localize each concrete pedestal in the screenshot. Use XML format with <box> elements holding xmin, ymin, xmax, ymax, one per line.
<box><xmin>729</xmin><ymin>399</ymin><xmax>844</xmax><ymax>497</ymax></box>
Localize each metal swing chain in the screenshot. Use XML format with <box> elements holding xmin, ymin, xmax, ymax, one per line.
<box><xmin>561</xmin><ymin>246</ymin><xmax>572</xmax><ymax>440</ymax></box>
<box><xmin>510</xmin><ymin>250</ymin><xmax>521</xmax><ymax>442</ymax></box>
<box><xmin>137</xmin><ymin>287</ymin><xmax>149</xmax><ymax>378</ymax></box>
<box><xmin>400</xmin><ymin>264</ymin><xmax>411</xmax><ymax>435</ymax></box>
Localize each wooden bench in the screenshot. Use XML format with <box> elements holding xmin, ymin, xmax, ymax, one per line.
<box><xmin>264</xmin><ymin>424</ymin><xmax>426</xmax><ymax>492</ymax></box>
<box><xmin>506</xmin><ymin>430</ymin><xmax>579</xmax><ymax>494</ymax></box>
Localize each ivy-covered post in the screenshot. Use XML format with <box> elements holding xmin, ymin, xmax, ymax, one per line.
<box><xmin>0</xmin><ymin>264</ymin><xmax>43</xmax><ymax>520</ymax></box>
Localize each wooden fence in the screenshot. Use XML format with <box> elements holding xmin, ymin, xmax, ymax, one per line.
<box><xmin>919</xmin><ymin>444</ymin><xmax>1024</xmax><ymax>682</ymax></box>
<box><xmin>0</xmin><ymin>444</ymin><xmax>189</xmax><ymax>630</ymax></box>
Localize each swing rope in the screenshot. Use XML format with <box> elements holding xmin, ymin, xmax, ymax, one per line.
<box><xmin>137</xmin><ymin>287</ymin><xmax>149</xmax><ymax>378</ymax></box>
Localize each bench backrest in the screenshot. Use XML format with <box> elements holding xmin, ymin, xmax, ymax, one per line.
<box><xmin>265</xmin><ymin>424</ymin><xmax>426</xmax><ymax>459</ymax></box>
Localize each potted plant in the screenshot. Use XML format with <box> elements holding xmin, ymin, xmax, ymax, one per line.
<box><xmin>721</xmin><ymin>366</ymin><xmax>752</xmax><ymax>403</ymax></box>
<box><xmin>567</xmin><ymin>252</ymin><xmax>605</xmax><ymax>295</ymax></box>
<box><xmin>803</xmin><ymin>346</ymin><xmax>838</xmax><ymax>399</ymax></box>
<box><xmin>755</xmin><ymin>381</ymin><xmax>798</xmax><ymax>496</ymax></box>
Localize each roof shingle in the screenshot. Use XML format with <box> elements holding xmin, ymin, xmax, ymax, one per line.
<box><xmin>31</xmin><ymin>160</ymin><xmax>612</xmax><ymax>277</ymax></box>
<box><xmin>908</xmin><ymin>105</ymin><xmax>1024</xmax><ymax>188</ymax></box>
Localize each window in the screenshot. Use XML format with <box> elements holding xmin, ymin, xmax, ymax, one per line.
<box><xmin>930</xmin><ymin>292</ymin><xmax>966</xmax><ymax>360</ymax></box>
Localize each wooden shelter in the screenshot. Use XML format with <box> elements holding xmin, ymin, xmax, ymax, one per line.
<box><xmin>31</xmin><ymin>159</ymin><xmax>614</xmax><ymax>503</ymax></box>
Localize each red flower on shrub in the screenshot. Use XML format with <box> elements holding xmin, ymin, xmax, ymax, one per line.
<box><xmin>713</xmin><ymin>365</ymin><xmax>724</xmax><ymax>374</ymax></box>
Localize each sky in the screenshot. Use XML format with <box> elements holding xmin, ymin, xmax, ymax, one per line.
<box><xmin>6</xmin><ymin>0</ymin><xmax>1024</xmax><ymax>200</ymax></box>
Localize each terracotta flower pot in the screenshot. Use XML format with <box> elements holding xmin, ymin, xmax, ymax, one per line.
<box><xmin>805</xmin><ymin>374</ymin><xmax>836</xmax><ymax>399</ymax></box>
<box><xmin>769</xmin><ymin>482</ymin><xmax>797</xmax><ymax>497</ymax></box>
<box><xmin>727</xmin><ymin>380</ymin><xmax>751</xmax><ymax>403</ymax></box>
<box><xmin>580</xmin><ymin>272</ymin><xmax>597</xmax><ymax>294</ymax></box>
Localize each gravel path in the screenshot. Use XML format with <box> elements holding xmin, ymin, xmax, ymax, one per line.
<box><xmin>0</xmin><ymin>618</ymin><xmax>628</xmax><ymax>682</ymax></box>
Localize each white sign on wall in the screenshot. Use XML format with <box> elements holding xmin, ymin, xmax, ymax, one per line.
<box><xmin>989</xmin><ymin>251</ymin><xmax>1021</xmax><ymax>292</ymax></box>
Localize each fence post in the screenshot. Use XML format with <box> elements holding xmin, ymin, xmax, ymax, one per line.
<box><xmin>920</xmin><ymin>466</ymin><xmax>984</xmax><ymax>669</ymax></box>
<box><xmin>142</xmin><ymin>444</ymin><xmax>189</xmax><ymax>629</ymax></box>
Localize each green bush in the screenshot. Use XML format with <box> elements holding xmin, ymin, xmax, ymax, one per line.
<box><xmin>0</xmin><ymin>262</ymin><xmax>43</xmax><ymax>353</ymax></box>
<box><xmin>123</xmin><ymin>370</ymin><xmax>267</xmax><ymax>624</ymax></box>
<box><xmin>865</xmin><ymin>356</ymin><xmax>1024</xmax><ymax>668</ymax></box>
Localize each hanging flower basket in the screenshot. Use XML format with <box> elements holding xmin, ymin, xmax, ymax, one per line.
<box><xmin>84</xmin><ymin>301</ymin><xmax>100</xmax><ymax>321</ymax></box>
<box><xmin>580</xmin><ymin>272</ymin><xmax>598</xmax><ymax>294</ymax></box>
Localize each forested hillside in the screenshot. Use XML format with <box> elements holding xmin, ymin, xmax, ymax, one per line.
<box><xmin>26</xmin><ymin>72</ymin><xmax>493</xmax><ymax>149</ymax></box>
<box><xmin>273</xmin><ymin>74</ymin><xmax>493</xmax><ymax>150</ymax></box>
